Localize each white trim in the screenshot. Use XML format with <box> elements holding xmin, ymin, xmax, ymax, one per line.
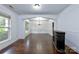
<box><xmin>0</xmin><ymin>15</ymin><xmax>11</xmax><ymax>43</ymax></box>
<box><xmin>0</xmin><ymin>38</ymin><xmax>10</xmax><ymax>44</ymax></box>
<box><xmin>19</xmin><ymin>14</ymin><xmax>57</xmax><ymax>20</ymax></box>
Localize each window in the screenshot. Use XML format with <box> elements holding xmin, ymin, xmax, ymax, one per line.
<box><xmin>25</xmin><ymin>20</ymin><xmax>30</xmax><ymax>36</ymax></box>
<box><xmin>25</xmin><ymin>21</ymin><xmax>29</xmax><ymax>30</ymax></box>
<box><xmin>0</xmin><ymin>16</ymin><xmax>10</xmax><ymax>42</ymax></box>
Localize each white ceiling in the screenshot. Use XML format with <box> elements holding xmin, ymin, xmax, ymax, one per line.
<box><xmin>4</xmin><ymin>4</ymin><xmax>70</xmax><ymax>15</ymax></box>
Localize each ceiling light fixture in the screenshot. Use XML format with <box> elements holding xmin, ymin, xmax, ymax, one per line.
<box><xmin>49</xmin><ymin>19</ymin><xmax>54</xmax><ymax>22</ymax></box>
<box><xmin>9</xmin><ymin>5</ymin><xmax>14</xmax><ymax>8</ymax></box>
<box><xmin>33</xmin><ymin>4</ymin><xmax>41</xmax><ymax>10</ymax></box>
<box><xmin>32</xmin><ymin>17</ymin><xmax>46</xmax><ymax>21</ymax></box>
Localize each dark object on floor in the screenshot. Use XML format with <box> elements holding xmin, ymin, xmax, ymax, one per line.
<box><xmin>53</xmin><ymin>31</ymin><xmax>65</xmax><ymax>53</ymax></box>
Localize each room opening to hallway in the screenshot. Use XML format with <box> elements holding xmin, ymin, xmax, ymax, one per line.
<box><xmin>1</xmin><ymin>17</ymin><xmax>55</xmax><ymax>54</ymax></box>
<box><xmin>0</xmin><ymin>4</ymin><xmax>78</xmax><ymax>54</ymax></box>
<box><xmin>23</xmin><ymin>17</ymin><xmax>54</xmax><ymax>54</ymax></box>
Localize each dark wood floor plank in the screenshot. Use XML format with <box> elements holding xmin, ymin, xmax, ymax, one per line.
<box><xmin>0</xmin><ymin>34</ymin><xmax>77</xmax><ymax>54</ymax></box>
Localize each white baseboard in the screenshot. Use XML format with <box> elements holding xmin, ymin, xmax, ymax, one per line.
<box><xmin>65</xmin><ymin>39</ymin><xmax>79</xmax><ymax>53</ymax></box>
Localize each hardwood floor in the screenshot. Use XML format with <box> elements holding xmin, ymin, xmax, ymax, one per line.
<box><xmin>0</xmin><ymin>34</ymin><xmax>77</xmax><ymax>54</ymax></box>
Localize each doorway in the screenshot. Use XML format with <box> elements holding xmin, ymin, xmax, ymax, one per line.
<box><xmin>24</xmin><ymin>17</ymin><xmax>54</xmax><ymax>35</ymax></box>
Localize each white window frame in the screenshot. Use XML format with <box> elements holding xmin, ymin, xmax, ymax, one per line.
<box><xmin>24</xmin><ymin>19</ymin><xmax>30</xmax><ymax>36</ymax></box>
<box><xmin>0</xmin><ymin>15</ymin><xmax>11</xmax><ymax>43</ymax></box>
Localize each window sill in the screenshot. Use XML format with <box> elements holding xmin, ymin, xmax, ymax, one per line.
<box><xmin>0</xmin><ymin>38</ymin><xmax>11</xmax><ymax>44</ymax></box>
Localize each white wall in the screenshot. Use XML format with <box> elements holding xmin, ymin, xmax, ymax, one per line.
<box><xmin>30</xmin><ymin>20</ymin><xmax>50</xmax><ymax>34</ymax></box>
<box><xmin>18</xmin><ymin>17</ymin><xmax>25</xmax><ymax>39</ymax></box>
<box><xmin>18</xmin><ymin>15</ymin><xmax>57</xmax><ymax>38</ymax></box>
<box><xmin>56</xmin><ymin>5</ymin><xmax>79</xmax><ymax>53</ymax></box>
<box><xmin>48</xmin><ymin>21</ymin><xmax>53</xmax><ymax>36</ymax></box>
<box><xmin>0</xmin><ymin>5</ymin><xmax>19</xmax><ymax>50</ymax></box>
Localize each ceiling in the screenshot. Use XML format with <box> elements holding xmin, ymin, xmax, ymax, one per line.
<box><xmin>4</xmin><ymin>4</ymin><xmax>70</xmax><ymax>15</ymax></box>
